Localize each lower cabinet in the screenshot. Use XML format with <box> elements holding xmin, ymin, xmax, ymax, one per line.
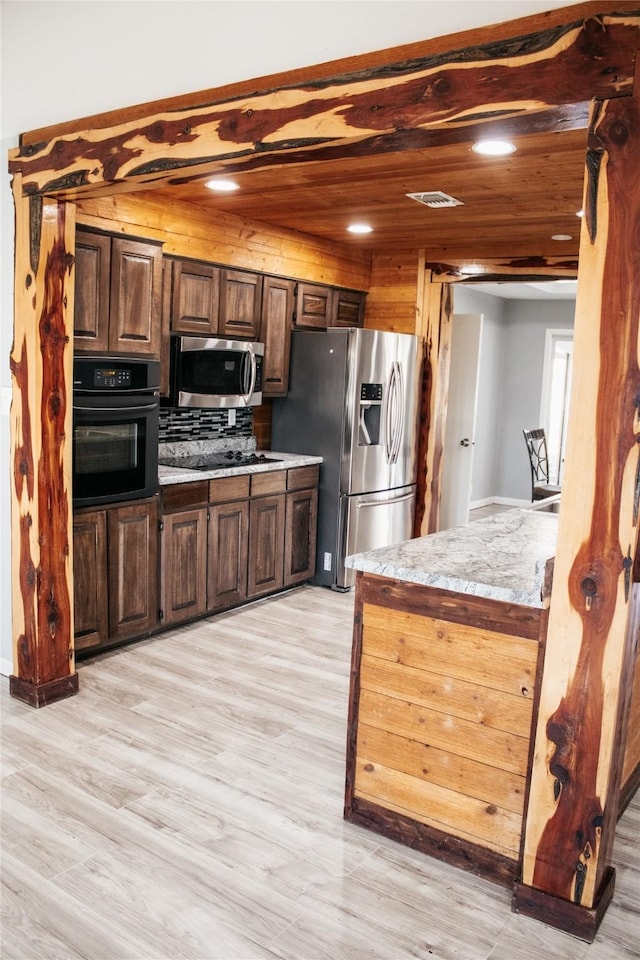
<box><xmin>160</xmin><ymin>466</ymin><xmax>318</xmax><ymax>629</ymax></box>
<box><xmin>73</xmin><ymin>497</ymin><xmax>159</xmax><ymax>651</ymax></box>
<box><xmin>161</xmin><ymin>506</ymin><xmax>208</xmax><ymax>625</ymax></box>
<box><xmin>208</xmin><ymin>498</ymin><xmax>249</xmax><ymax>611</ymax></box>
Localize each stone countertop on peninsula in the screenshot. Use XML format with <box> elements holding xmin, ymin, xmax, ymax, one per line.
<box><xmin>345</xmin><ymin>508</ymin><xmax>559</xmax><ymax>608</ymax></box>
<box><xmin>158</xmin><ymin>450</ymin><xmax>322</xmax><ymax>485</ymax></box>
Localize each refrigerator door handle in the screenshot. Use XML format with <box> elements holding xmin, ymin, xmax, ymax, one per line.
<box><xmin>385</xmin><ymin>361</ymin><xmax>404</xmax><ymax>464</ymax></box>
<box><xmin>391</xmin><ymin>361</ymin><xmax>405</xmax><ymax>464</ymax></box>
<box><xmin>384</xmin><ymin>364</ymin><xmax>396</xmax><ymax>463</ymax></box>
<box><xmin>356</xmin><ymin>489</ymin><xmax>415</xmax><ymax>508</ymax></box>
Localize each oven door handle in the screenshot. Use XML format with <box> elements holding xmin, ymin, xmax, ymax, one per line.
<box><xmin>73</xmin><ymin>402</ymin><xmax>158</xmax><ymax>413</ymax></box>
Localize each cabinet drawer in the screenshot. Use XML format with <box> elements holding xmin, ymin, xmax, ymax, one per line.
<box><xmin>162</xmin><ymin>481</ymin><xmax>209</xmax><ymax>512</ymax></box>
<box><xmin>287</xmin><ymin>465</ymin><xmax>319</xmax><ymax>491</ymax></box>
<box><xmin>209</xmin><ymin>475</ymin><xmax>250</xmax><ymax>503</ymax></box>
<box><xmin>251</xmin><ymin>470</ymin><xmax>287</xmax><ymax>496</ymax></box>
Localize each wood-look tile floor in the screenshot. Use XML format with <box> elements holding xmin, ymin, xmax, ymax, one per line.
<box><xmin>1</xmin><ymin>585</ymin><xmax>638</xmax><ymax>960</ymax></box>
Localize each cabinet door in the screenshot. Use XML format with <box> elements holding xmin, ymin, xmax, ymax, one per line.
<box><xmin>109</xmin><ymin>237</ymin><xmax>163</xmax><ymax>356</ymax></box>
<box><xmin>161</xmin><ymin>507</ymin><xmax>207</xmax><ymax>626</ymax></box>
<box><xmin>73</xmin><ymin>510</ymin><xmax>108</xmax><ymax>650</ymax></box>
<box><xmin>260</xmin><ymin>276</ymin><xmax>294</xmax><ymax>396</ymax></box>
<box><xmin>284</xmin><ymin>487</ymin><xmax>318</xmax><ymax>586</ymax></box>
<box><xmin>171</xmin><ymin>259</ymin><xmax>220</xmax><ymax>334</ymax></box>
<box><xmin>73</xmin><ymin>230</ymin><xmax>111</xmax><ymax>353</ymax></box>
<box><xmin>294</xmin><ymin>282</ymin><xmax>334</xmax><ymax>329</ymax></box>
<box><xmin>247</xmin><ymin>494</ymin><xmax>285</xmax><ymax>598</ymax></box>
<box><xmin>332</xmin><ymin>289</ymin><xmax>366</xmax><ymax>327</ymax></box>
<box><xmin>108</xmin><ymin>499</ymin><xmax>159</xmax><ymax>641</ymax></box>
<box><xmin>219</xmin><ymin>269</ymin><xmax>263</xmax><ymax>339</ymax></box>
<box><xmin>208</xmin><ymin>500</ymin><xmax>249</xmax><ymax>610</ymax></box>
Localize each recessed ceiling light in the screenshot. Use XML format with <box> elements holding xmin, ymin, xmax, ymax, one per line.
<box><xmin>551</xmin><ymin>234</ymin><xmax>573</xmax><ymax>241</ymax></box>
<box><xmin>471</xmin><ymin>140</ymin><xmax>516</xmax><ymax>157</ymax></box>
<box><xmin>347</xmin><ymin>223</ymin><xmax>373</xmax><ymax>235</ymax></box>
<box><xmin>205</xmin><ymin>178</ymin><xmax>240</xmax><ymax>192</ymax></box>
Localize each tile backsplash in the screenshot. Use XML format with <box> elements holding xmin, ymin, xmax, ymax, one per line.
<box><xmin>159</xmin><ymin>407</ymin><xmax>253</xmax><ymax>444</ymax></box>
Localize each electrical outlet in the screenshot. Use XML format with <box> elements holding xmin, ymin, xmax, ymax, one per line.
<box><xmin>228</xmin><ymin>409</ymin><xmax>236</xmax><ymax>427</ymax></box>
<box><xmin>323</xmin><ymin>552</ymin><xmax>332</xmax><ymax>571</ymax></box>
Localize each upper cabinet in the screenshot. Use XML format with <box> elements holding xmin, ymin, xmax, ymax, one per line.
<box><xmin>333</xmin><ymin>287</ymin><xmax>366</xmax><ymax>328</ymax></box>
<box><xmin>171</xmin><ymin>258</ymin><xmax>220</xmax><ymax>334</ymax></box>
<box><xmin>168</xmin><ymin>259</ymin><xmax>263</xmax><ymax>340</ymax></box>
<box><xmin>74</xmin><ymin>228</ymin><xmax>163</xmax><ymax>357</ymax></box>
<box><xmin>260</xmin><ymin>275</ymin><xmax>295</xmax><ymax>397</ymax></box>
<box><xmin>294</xmin><ymin>282</ymin><xmax>335</xmax><ymax>329</ymax></box>
<box><xmin>294</xmin><ymin>281</ymin><xmax>365</xmax><ymax>330</ymax></box>
<box><xmin>219</xmin><ymin>269</ymin><xmax>263</xmax><ymax>339</ymax></box>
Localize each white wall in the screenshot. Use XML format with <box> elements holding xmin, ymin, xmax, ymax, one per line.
<box><xmin>0</xmin><ymin>0</ymin><xmax>577</xmax><ymax>673</ymax></box>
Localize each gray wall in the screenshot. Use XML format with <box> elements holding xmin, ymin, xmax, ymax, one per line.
<box><xmin>453</xmin><ymin>288</ymin><xmax>576</xmax><ymax>507</ymax></box>
<box><xmin>498</xmin><ymin>299</ymin><xmax>575</xmax><ymax>501</ymax></box>
<box><xmin>0</xmin><ymin>0</ymin><xmax>578</xmax><ymax>673</ymax></box>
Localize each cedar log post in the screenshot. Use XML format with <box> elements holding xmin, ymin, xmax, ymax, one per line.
<box><xmin>9</xmin><ymin>183</ymin><xmax>78</xmax><ymax>706</ymax></box>
<box><xmin>415</xmin><ymin>274</ymin><xmax>452</xmax><ymax>536</ymax></box>
<box><xmin>514</xmin><ymin>87</ymin><xmax>640</xmax><ymax>941</ymax></box>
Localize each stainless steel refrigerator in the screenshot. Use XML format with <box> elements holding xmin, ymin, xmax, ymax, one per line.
<box><xmin>272</xmin><ymin>327</ymin><xmax>421</xmax><ymax>589</ymax></box>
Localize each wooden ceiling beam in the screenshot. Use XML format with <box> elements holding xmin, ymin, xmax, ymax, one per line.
<box><xmin>9</xmin><ymin>11</ymin><xmax>639</xmax><ymax>202</ymax></box>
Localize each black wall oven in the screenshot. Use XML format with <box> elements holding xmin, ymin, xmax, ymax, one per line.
<box><xmin>73</xmin><ymin>357</ymin><xmax>160</xmax><ymax>508</ymax></box>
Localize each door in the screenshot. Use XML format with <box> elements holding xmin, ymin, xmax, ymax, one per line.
<box><xmin>345</xmin><ymin>328</ymin><xmax>420</xmax><ymax>496</ymax></box>
<box><xmin>439</xmin><ymin>313</ymin><xmax>482</xmax><ymax>531</ymax></box>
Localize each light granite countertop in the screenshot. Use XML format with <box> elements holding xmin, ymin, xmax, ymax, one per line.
<box><xmin>345</xmin><ymin>508</ymin><xmax>559</xmax><ymax>608</ymax></box>
<box><xmin>158</xmin><ymin>438</ymin><xmax>322</xmax><ymax>485</ymax></box>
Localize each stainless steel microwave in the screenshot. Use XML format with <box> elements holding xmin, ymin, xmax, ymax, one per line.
<box><xmin>167</xmin><ymin>335</ymin><xmax>264</xmax><ymax>409</ymax></box>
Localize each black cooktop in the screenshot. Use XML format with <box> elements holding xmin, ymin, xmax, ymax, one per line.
<box><xmin>158</xmin><ymin>451</ymin><xmax>282</xmax><ymax>471</ymax></box>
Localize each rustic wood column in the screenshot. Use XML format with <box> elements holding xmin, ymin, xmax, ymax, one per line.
<box><xmin>9</xmin><ymin>182</ymin><xmax>78</xmax><ymax>706</ymax></box>
<box><xmin>415</xmin><ymin>274</ymin><xmax>452</xmax><ymax>536</ymax></box>
<box><xmin>515</xmin><ymin>89</ymin><xmax>640</xmax><ymax>941</ymax></box>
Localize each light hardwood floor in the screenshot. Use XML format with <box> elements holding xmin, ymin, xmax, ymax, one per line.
<box><xmin>2</xmin><ymin>585</ymin><xmax>638</xmax><ymax>960</ymax></box>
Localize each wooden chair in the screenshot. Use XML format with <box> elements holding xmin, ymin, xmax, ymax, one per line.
<box><xmin>523</xmin><ymin>428</ymin><xmax>562</xmax><ymax>501</ymax></box>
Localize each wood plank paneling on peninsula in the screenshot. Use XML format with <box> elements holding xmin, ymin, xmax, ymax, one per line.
<box><xmin>344</xmin><ymin>509</ymin><xmax>555</xmax><ymax>886</ymax></box>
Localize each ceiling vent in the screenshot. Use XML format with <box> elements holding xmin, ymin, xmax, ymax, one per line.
<box><xmin>406</xmin><ymin>191</ymin><xmax>464</xmax><ymax>208</ymax></box>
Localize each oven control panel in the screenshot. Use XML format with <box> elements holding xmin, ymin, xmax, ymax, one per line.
<box><xmin>73</xmin><ymin>356</ymin><xmax>160</xmax><ymax>393</ymax></box>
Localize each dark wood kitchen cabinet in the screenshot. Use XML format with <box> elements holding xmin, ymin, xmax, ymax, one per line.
<box><xmin>260</xmin><ymin>275</ymin><xmax>295</xmax><ymax>396</ymax></box>
<box><xmin>294</xmin><ymin>281</ymin><xmax>335</xmax><ymax>329</ymax></box>
<box><xmin>74</xmin><ymin>228</ymin><xmax>163</xmax><ymax>357</ymax></box>
<box><xmin>73</xmin><ymin>497</ymin><xmax>159</xmax><ymax>651</ymax></box>
<box><xmin>207</xmin><ymin>476</ymin><xmax>250</xmax><ymax>611</ymax></box>
<box><xmin>219</xmin><ymin>269</ymin><xmax>263</xmax><ymax>339</ymax></box>
<box><xmin>170</xmin><ymin>257</ymin><xmax>221</xmax><ymax>334</ymax></box>
<box><xmin>294</xmin><ymin>281</ymin><xmax>365</xmax><ymax>330</ymax></box>
<box><xmin>108</xmin><ymin>500</ymin><xmax>160</xmax><ymax>642</ymax></box>
<box><xmin>160</xmin><ymin>481</ymin><xmax>208</xmax><ymax>626</ymax></box>
<box><xmin>247</xmin><ymin>471</ymin><xmax>286</xmax><ymax>599</ymax></box>
<box><xmin>73</xmin><ymin>509</ymin><xmax>108</xmax><ymax>650</ymax></box>
<box><xmin>284</xmin><ymin>466</ymin><xmax>319</xmax><ymax>586</ymax></box>
<box><xmin>161</xmin><ymin>507</ymin><xmax>208</xmax><ymax>625</ymax></box>
<box><xmin>159</xmin><ymin>465</ymin><xmax>317</xmax><ymax>627</ymax></box>
<box><xmin>333</xmin><ymin>288</ymin><xmax>366</xmax><ymax>327</ymax></box>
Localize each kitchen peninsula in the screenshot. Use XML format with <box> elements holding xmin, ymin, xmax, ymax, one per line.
<box><xmin>343</xmin><ymin>509</ymin><xmax>557</xmax><ymax>886</ymax></box>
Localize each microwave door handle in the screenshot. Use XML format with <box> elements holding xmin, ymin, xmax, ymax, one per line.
<box><xmin>242</xmin><ymin>349</ymin><xmax>257</xmax><ymax>406</ymax></box>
